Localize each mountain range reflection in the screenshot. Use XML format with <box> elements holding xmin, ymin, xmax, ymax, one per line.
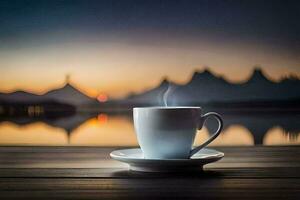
<box><xmin>0</xmin><ymin>112</ymin><xmax>299</xmax><ymax>146</ymax></box>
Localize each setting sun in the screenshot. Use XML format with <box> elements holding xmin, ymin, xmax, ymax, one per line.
<box><xmin>97</xmin><ymin>93</ymin><xmax>108</xmax><ymax>102</ymax></box>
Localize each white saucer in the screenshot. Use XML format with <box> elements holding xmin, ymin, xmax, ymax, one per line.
<box><xmin>110</xmin><ymin>148</ymin><xmax>224</xmax><ymax>172</ymax></box>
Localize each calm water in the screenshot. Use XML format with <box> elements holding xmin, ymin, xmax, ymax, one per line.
<box><xmin>0</xmin><ymin>112</ymin><xmax>299</xmax><ymax>146</ymax></box>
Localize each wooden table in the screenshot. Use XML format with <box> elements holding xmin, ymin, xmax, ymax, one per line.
<box><xmin>0</xmin><ymin>146</ymin><xmax>299</xmax><ymax>199</ymax></box>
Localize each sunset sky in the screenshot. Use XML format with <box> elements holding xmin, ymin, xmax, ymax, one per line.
<box><xmin>0</xmin><ymin>0</ymin><xmax>299</xmax><ymax>98</ymax></box>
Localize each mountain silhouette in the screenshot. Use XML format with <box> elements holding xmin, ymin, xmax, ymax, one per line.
<box><xmin>0</xmin><ymin>91</ymin><xmax>44</xmax><ymax>103</ymax></box>
<box><xmin>0</xmin><ymin>82</ymin><xmax>95</xmax><ymax>107</ymax></box>
<box><xmin>116</xmin><ymin>67</ymin><xmax>300</xmax><ymax>107</ymax></box>
<box><xmin>1</xmin><ymin>68</ymin><xmax>300</xmax><ymax>110</ymax></box>
<box><xmin>247</xmin><ymin>68</ymin><xmax>272</xmax><ymax>83</ymax></box>
<box><xmin>119</xmin><ymin>77</ymin><xmax>179</xmax><ymax>106</ymax></box>
<box><xmin>43</xmin><ymin>83</ymin><xmax>95</xmax><ymax>106</ymax></box>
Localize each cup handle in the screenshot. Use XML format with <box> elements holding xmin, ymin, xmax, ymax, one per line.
<box><xmin>190</xmin><ymin>112</ymin><xmax>223</xmax><ymax>156</ymax></box>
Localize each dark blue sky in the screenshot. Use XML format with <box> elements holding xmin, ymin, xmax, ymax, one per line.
<box><xmin>0</xmin><ymin>0</ymin><xmax>299</xmax><ymax>51</ymax></box>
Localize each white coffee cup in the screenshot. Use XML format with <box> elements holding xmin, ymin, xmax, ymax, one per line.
<box><xmin>133</xmin><ymin>107</ymin><xmax>223</xmax><ymax>159</ymax></box>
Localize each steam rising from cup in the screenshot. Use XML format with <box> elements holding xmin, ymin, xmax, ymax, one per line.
<box><xmin>163</xmin><ymin>83</ymin><xmax>177</xmax><ymax>107</ymax></box>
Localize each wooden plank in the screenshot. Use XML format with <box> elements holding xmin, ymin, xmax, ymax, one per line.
<box><xmin>0</xmin><ymin>167</ymin><xmax>300</xmax><ymax>178</ymax></box>
<box><xmin>0</xmin><ymin>178</ymin><xmax>299</xmax><ymax>190</ymax></box>
<box><xmin>1</xmin><ymin>146</ymin><xmax>300</xmax><ymax>168</ymax></box>
<box><xmin>1</xmin><ymin>160</ymin><xmax>299</xmax><ymax>168</ymax></box>
<box><xmin>0</xmin><ymin>190</ymin><xmax>299</xmax><ymax>200</ymax></box>
<box><xmin>0</xmin><ymin>178</ymin><xmax>299</xmax><ymax>200</ymax></box>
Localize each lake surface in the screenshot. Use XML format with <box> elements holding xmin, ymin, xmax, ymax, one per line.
<box><xmin>0</xmin><ymin>112</ymin><xmax>299</xmax><ymax>146</ymax></box>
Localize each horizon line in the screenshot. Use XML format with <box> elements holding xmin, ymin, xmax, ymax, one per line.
<box><xmin>0</xmin><ymin>66</ymin><xmax>299</xmax><ymax>99</ymax></box>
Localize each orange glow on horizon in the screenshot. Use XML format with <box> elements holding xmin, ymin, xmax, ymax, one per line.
<box><xmin>97</xmin><ymin>93</ymin><xmax>108</xmax><ymax>102</ymax></box>
<box><xmin>195</xmin><ymin>125</ymin><xmax>254</xmax><ymax>146</ymax></box>
<box><xmin>97</xmin><ymin>114</ymin><xmax>108</xmax><ymax>124</ymax></box>
<box><xmin>1</xmin><ymin>38</ymin><xmax>300</xmax><ymax>98</ymax></box>
<box><xmin>0</xmin><ymin>121</ymin><xmax>68</xmax><ymax>145</ymax></box>
<box><xmin>1</xmin><ymin>118</ymin><xmax>299</xmax><ymax>146</ymax></box>
<box><xmin>264</xmin><ymin>127</ymin><xmax>300</xmax><ymax>145</ymax></box>
<box><xmin>70</xmin><ymin>116</ymin><xmax>137</xmax><ymax>146</ymax></box>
